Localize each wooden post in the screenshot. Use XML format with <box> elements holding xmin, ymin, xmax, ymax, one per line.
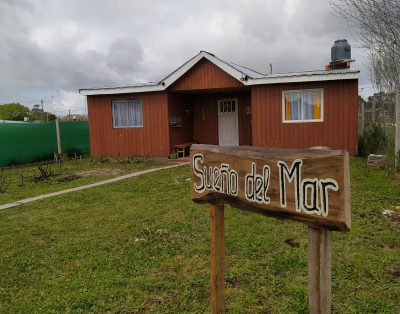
<box><xmin>210</xmin><ymin>204</ymin><xmax>225</xmax><ymax>314</ymax></box>
<box><xmin>360</xmin><ymin>98</ymin><xmax>365</xmax><ymax>136</ymax></box>
<box><xmin>395</xmin><ymin>87</ymin><xmax>400</xmax><ymax>169</ymax></box>
<box><xmin>308</xmin><ymin>226</ymin><xmax>331</xmax><ymax>314</ymax></box>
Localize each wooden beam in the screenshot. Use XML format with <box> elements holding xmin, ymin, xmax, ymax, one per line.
<box><xmin>308</xmin><ymin>226</ymin><xmax>332</xmax><ymax>314</ymax></box>
<box><xmin>210</xmin><ymin>204</ymin><xmax>225</xmax><ymax>314</ymax></box>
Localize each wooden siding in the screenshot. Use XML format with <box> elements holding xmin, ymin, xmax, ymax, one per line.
<box><xmin>87</xmin><ymin>92</ymin><xmax>169</xmax><ymax>157</ymax></box>
<box><xmin>192</xmin><ymin>93</ymin><xmax>252</xmax><ymax>145</ymax></box>
<box><xmin>169</xmin><ymin>58</ymin><xmax>244</xmax><ymax>91</ymax></box>
<box><xmin>251</xmin><ymin>80</ymin><xmax>358</xmax><ymax>155</ymax></box>
<box><xmin>168</xmin><ymin>93</ymin><xmax>193</xmax><ymax>151</ymax></box>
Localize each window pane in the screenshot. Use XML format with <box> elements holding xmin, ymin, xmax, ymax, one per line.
<box><xmin>303</xmin><ymin>90</ymin><xmax>314</xmax><ymax>120</ymax></box>
<box><xmin>285</xmin><ymin>92</ymin><xmax>301</xmax><ymax>120</ymax></box>
<box><xmin>112</xmin><ymin>100</ymin><xmax>142</xmax><ymax>127</ymax></box>
<box><xmin>313</xmin><ymin>90</ymin><xmax>321</xmax><ymax>119</ymax></box>
<box><xmin>303</xmin><ymin>90</ymin><xmax>321</xmax><ymax>120</ymax></box>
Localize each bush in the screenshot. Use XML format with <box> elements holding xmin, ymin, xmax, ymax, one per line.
<box><xmin>358</xmin><ymin>123</ymin><xmax>388</xmax><ymax>156</ymax></box>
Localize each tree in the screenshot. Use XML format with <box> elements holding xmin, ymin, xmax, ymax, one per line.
<box><xmin>31</xmin><ymin>104</ymin><xmax>44</xmax><ymax>116</ymax></box>
<box><xmin>0</xmin><ymin>103</ymin><xmax>31</xmax><ymax>121</ymax></box>
<box><xmin>329</xmin><ymin>0</ymin><xmax>400</xmax><ymax>161</ymax></box>
<box><xmin>330</xmin><ymin>0</ymin><xmax>399</xmax><ymax>88</ymax></box>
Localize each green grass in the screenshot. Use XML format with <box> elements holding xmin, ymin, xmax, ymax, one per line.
<box><xmin>0</xmin><ymin>157</ymin><xmax>399</xmax><ymax>313</ymax></box>
<box><xmin>0</xmin><ymin>157</ymin><xmax>165</xmax><ymax>205</ymax></box>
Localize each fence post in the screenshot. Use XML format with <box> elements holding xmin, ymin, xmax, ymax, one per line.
<box><xmin>308</xmin><ymin>226</ymin><xmax>332</xmax><ymax>314</ymax></box>
<box><xmin>55</xmin><ymin>118</ymin><xmax>62</xmax><ymax>155</ymax></box>
<box><xmin>210</xmin><ymin>203</ymin><xmax>225</xmax><ymax>314</ymax></box>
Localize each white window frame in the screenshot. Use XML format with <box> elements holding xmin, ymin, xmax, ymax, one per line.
<box><xmin>282</xmin><ymin>88</ymin><xmax>324</xmax><ymax>123</ymax></box>
<box><xmin>112</xmin><ymin>99</ymin><xmax>143</xmax><ymax>128</ymax></box>
<box><xmin>217</xmin><ymin>98</ymin><xmax>238</xmax><ymax>114</ymax></box>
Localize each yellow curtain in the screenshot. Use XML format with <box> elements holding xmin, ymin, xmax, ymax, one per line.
<box><xmin>285</xmin><ymin>95</ymin><xmax>291</xmax><ymax>120</ymax></box>
<box><xmin>313</xmin><ymin>91</ymin><xmax>321</xmax><ymax>119</ymax></box>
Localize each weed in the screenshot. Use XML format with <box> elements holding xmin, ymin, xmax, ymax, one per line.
<box><xmin>33</xmin><ymin>164</ymin><xmax>56</xmax><ymax>182</ymax></box>
<box><xmin>0</xmin><ymin>169</ymin><xmax>9</xmax><ymax>193</ymax></box>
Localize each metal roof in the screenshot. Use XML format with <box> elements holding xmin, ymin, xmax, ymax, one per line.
<box><xmin>253</xmin><ymin>68</ymin><xmax>359</xmax><ymax>79</ymax></box>
<box><xmin>79</xmin><ymin>51</ymin><xmax>359</xmax><ymax>96</ymax></box>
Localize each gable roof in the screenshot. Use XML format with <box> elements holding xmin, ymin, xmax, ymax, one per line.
<box><xmin>79</xmin><ymin>51</ymin><xmax>359</xmax><ymax>96</ymax></box>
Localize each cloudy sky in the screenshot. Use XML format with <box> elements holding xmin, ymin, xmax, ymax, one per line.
<box><xmin>0</xmin><ymin>0</ymin><xmax>373</xmax><ymax>116</ymax></box>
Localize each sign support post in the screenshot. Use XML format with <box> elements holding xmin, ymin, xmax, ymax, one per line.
<box><xmin>308</xmin><ymin>226</ymin><xmax>331</xmax><ymax>314</ymax></box>
<box><xmin>210</xmin><ymin>203</ymin><xmax>225</xmax><ymax>314</ymax></box>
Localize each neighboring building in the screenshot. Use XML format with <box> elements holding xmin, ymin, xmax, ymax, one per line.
<box><xmin>79</xmin><ymin>49</ymin><xmax>359</xmax><ymax>156</ymax></box>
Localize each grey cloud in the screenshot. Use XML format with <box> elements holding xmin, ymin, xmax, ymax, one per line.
<box><xmin>0</xmin><ymin>0</ymin><xmax>371</xmax><ymax>114</ymax></box>
<box><xmin>106</xmin><ymin>38</ymin><xmax>144</xmax><ymax>74</ymax></box>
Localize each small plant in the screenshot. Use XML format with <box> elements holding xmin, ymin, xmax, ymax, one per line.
<box><xmin>18</xmin><ymin>170</ymin><xmax>25</xmax><ymax>187</ymax></box>
<box><xmin>33</xmin><ymin>164</ymin><xmax>56</xmax><ymax>182</ymax></box>
<box><xmin>0</xmin><ymin>169</ymin><xmax>9</xmax><ymax>193</ymax></box>
<box><xmin>169</xmin><ymin>152</ymin><xmax>178</xmax><ymax>160</ymax></box>
<box><xmin>358</xmin><ymin>123</ymin><xmax>388</xmax><ymax>156</ymax></box>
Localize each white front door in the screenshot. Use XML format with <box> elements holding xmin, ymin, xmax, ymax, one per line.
<box><xmin>218</xmin><ymin>98</ymin><xmax>239</xmax><ymax>146</ymax></box>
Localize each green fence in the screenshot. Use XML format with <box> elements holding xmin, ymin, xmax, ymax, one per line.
<box><xmin>0</xmin><ymin>121</ymin><xmax>89</xmax><ymax>167</ymax></box>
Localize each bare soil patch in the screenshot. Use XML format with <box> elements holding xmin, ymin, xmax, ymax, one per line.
<box><xmin>78</xmin><ymin>168</ymin><xmax>124</xmax><ymax>177</ymax></box>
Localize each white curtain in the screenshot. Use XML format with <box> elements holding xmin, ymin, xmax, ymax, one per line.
<box><xmin>303</xmin><ymin>91</ymin><xmax>315</xmax><ymax>120</ymax></box>
<box><xmin>112</xmin><ymin>100</ymin><xmax>142</xmax><ymax>127</ymax></box>
<box><xmin>288</xmin><ymin>92</ymin><xmax>302</xmax><ymax>120</ymax></box>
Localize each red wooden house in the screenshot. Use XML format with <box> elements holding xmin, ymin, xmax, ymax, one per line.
<box><xmin>79</xmin><ymin>50</ymin><xmax>359</xmax><ymax>156</ymax></box>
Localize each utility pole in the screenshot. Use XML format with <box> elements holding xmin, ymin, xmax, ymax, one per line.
<box><xmin>41</xmin><ymin>99</ymin><xmax>45</xmax><ymax>122</ymax></box>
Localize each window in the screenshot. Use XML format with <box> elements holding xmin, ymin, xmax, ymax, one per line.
<box><xmin>218</xmin><ymin>98</ymin><xmax>238</xmax><ymax>114</ymax></box>
<box><xmin>282</xmin><ymin>89</ymin><xmax>323</xmax><ymax>123</ymax></box>
<box><xmin>112</xmin><ymin>100</ymin><xmax>142</xmax><ymax>128</ymax></box>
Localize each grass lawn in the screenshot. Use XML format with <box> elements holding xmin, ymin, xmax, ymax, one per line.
<box><xmin>0</xmin><ymin>157</ymin><xmax>166</xmax><ymax>205</ymax></box>
<box><xmin>0</xmin><ymin>157</ymin><xmax>399</xmax><ymax>313</ymax></box>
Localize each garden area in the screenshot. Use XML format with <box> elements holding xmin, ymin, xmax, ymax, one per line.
<box><xmin>0</xmin><ymin>156</ymin><xmax>166</xmax><ymax>206</ymax></box>
<box><xmin>0</xmin><ymin>157</ymin><xmax>399</xmax><ymax>313</ymax></box>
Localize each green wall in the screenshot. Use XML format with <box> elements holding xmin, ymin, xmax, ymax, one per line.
<box><xmin>0</xmin><ymin>121</ymin><xmax>89</xmax><ymax>167</ymax></box>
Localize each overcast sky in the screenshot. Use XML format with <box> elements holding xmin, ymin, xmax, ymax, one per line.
<box><xmin>0</xmin><ymin>0</ymin><xmax>373</xmax><ymax>116</ymax></box>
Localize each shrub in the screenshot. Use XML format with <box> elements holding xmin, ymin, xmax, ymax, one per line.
<box><xmin>358</xmin><ymin>123</ymin><xmax>388</xmax><ymax>156</ymax></box>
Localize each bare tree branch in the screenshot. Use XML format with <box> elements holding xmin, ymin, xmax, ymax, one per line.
<box><xmin>329</xmin><ymin>0</ymin><xmax>400</xmax><ymax>91</ymax></box>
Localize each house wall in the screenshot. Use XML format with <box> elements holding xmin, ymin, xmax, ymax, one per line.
<box><xmin>192</xmin><ymin>92</ymin><xmax>252</xmax><ymax>145</ymax></box>
<box><xmin>87</xmin><ymin>92</ymin><xmax>170</xmax><ymax>157</ymax></box>
<box><xmin>251</xmin><ymin>79</ymin><xmax>358</xmax><ymax>154</ymax></box>
<box><xmin>169</xmin><ymin>58</ymin><xmax>244</xmax><ymax>91</ymax></box>
<box><xmin>168</xmin><ymin>93</ymin><xmax>193</xmax><ymax>151</ymax></box>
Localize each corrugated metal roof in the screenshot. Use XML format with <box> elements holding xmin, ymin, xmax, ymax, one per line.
<box><xmin>81</xmin><ymin>82</ymin><xmax>159</xmax><ymax>91</ymax></box>
<box><xmin>253</xmin><ymin>68</ymin><xmax>359</xmax><ymax>79</ymax></box>
<box><xmin>79</xmin><ymin>51</ymin><xmax>359</xmax><ymax>96</ymax></box>
<box><xmin>209</xmin><ymin>53</ymin><xmax>267</xmax><ymax>79</ymax></box>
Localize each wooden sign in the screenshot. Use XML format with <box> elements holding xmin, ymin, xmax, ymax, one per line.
<box><xmin>190</xmin><ymin>144</ymin><xmax>351</xmax><ymax>314</ymax></box>
<box><xmin>191</xmin><ymin>144</ymin><xmax>350</xmax><ymax>232</ymax></box>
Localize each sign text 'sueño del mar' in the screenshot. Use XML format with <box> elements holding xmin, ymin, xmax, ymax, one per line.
<box><xmin>190</xmin><ymin>145</ymin><xmax>350</xmax><ymax>231</ymax></box>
